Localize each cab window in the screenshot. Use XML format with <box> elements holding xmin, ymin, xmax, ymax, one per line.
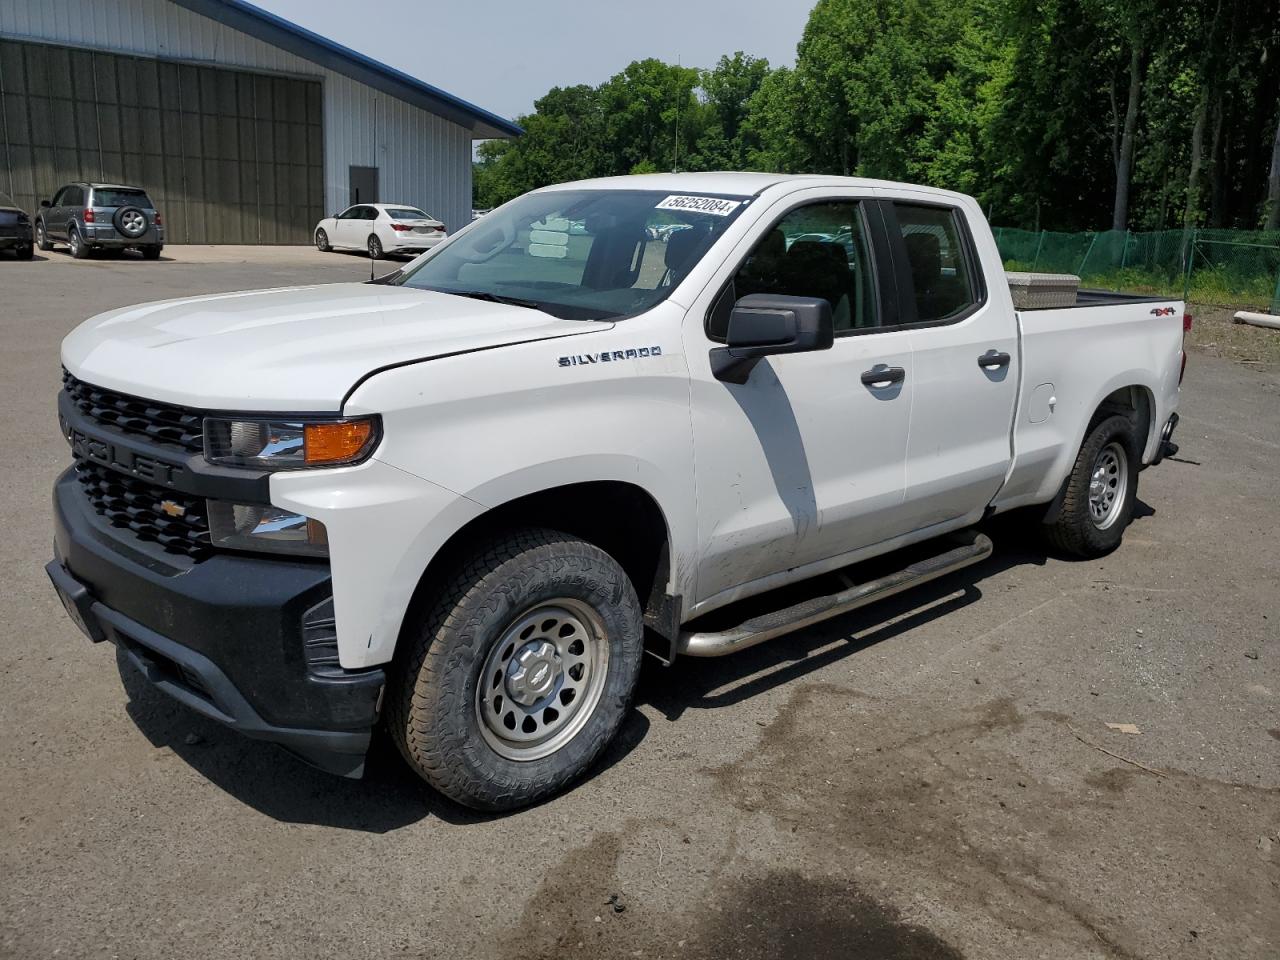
<box><xmin>892</xmin><ymin>203</ymin><xmax>978</xmax><ymax>323</ymax></box>
<box><xmin>709</xmin><ymin>200</ymin><xmax>878</xmax><ymax>340</ymax></box>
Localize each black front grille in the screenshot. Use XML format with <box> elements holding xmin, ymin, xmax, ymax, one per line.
<box><xmin>75</xmin><ymin>459</ymin><xmax>211</xmax><ymax>559</ymax></box>
<box><xmin>63</xmin><ymin>370</ymin><xmax>204</xmax><ymax>453</ymax></box>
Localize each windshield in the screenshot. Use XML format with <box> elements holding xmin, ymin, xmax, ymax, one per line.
<box><xmin>387</xmin><ymin>207</ymin><xmax>431</xmax><ymax>220</ymax></box>
<box><xmin>394</xmin><ymin>188</ymin><xmax>750</xmax><ymax>320</ymax></box>
<box><xmin>93</xmin><ymin>188</ymin><xmax>152</xmax><ymax>208</ymax></box>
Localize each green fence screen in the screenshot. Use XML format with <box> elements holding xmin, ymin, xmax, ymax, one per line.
<box><xmin>993</xmin><ymin>227</ymin><xmax>1280</xmax><ymax>314</ymax></box>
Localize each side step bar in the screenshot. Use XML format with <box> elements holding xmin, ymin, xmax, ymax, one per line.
<box><xmin>677</xmin><ymin>530</ymin><xmax>993</xmax><ymax>658</ymax></box>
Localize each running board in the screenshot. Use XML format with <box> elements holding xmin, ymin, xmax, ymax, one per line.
<box><xmin>677</xmin><ymin>530</ymin><xmax>993</xmax><ymax>658</ymax></box>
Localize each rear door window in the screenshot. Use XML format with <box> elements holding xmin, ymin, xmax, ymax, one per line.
<box><xmin>891</xmin><ymin>203</ymin><xmax>979</xmax><ymax>324</ymax></box>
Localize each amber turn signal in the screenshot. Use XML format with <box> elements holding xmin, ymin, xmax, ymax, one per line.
<box><xmin>304</xmin><ymin>419</ymin><xmax>376</xmax><ymax>465</ymax></box>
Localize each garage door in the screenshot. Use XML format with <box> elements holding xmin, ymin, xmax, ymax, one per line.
<box><xmin>0</xmin><ymin>38</ymin><xmax>323</xmax><ymax>244</ymax></box>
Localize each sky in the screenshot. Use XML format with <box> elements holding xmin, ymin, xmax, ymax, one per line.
<box><xmin>250</xmin><ymin>0</ymin><xmax>813</xmax><ymax>126</ymax></box>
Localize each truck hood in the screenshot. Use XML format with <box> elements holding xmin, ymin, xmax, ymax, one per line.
<box><xmin>61</xmin><ymin>282</ymin><xmax>603</xmax><ymax>411</ymax></box>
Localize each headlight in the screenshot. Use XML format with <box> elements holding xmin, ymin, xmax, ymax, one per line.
<box><xmin>207</xmin><ymin>501</ymin><xmax>329</xmax><ymax>557</ymax></box>
<box><xmin>203</xmin><ymin>416</ymin><xmax>378</xmax><ymax>469</ymax></box>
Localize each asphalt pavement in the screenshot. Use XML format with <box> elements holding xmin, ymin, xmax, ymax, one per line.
<box><xmin>1</xmin><ymin>245</ymin><xmax>1276</xmax><ymax>960</ymax></box>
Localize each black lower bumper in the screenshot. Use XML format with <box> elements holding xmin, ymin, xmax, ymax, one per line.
<box><xmin>49</xmin><ymin>468</ymin><xmax>384</xmax><ymax>777</ymax></box>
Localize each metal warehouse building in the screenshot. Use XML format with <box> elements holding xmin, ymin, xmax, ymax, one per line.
<box><xmin>0</xmin><ymin>0</ymin><xmax>519</xmax><ymax>243</ymax></box>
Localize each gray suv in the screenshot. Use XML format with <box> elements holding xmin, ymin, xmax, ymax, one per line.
<box><xmin>36</xmin><ymin>182</ymin><xmax>164</xmax><ymax>260</ymax></box>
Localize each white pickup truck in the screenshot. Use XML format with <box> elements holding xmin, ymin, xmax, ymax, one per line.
<box><xmin>48</xmin><ymin>173</ymin><xmax>1185</xmax><ymax>810</ymax></box>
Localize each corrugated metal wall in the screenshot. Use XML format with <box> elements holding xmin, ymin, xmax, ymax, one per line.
<box><xmin>0</xmin><ymin>0</ymin><xmax>474</xmax><ymax>235</ymax></box>
<box><xmin>0</xmin><ymin>37</ymin><xmax>324</xmax><ymax>243</ymax></box>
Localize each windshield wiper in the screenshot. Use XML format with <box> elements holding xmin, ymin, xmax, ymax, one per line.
<box><xmin>449</xmin><ymin>290</ymin><xmax>544</xmax><ymax>311</ymax></box>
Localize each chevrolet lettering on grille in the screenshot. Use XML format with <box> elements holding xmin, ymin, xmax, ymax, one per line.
<box><xmin>64</xmin><ymin>421</ymin><xmax>183</xmax><ymax>487</ymax></box>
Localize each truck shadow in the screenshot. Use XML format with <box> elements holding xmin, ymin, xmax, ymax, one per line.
<box><xmin>114</xmin><ymin>501</ymin><xmax>1151</xmax><ymax>830</ymax></box>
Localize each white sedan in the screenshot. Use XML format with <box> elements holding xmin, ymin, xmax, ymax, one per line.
<box><xmin>314</xmin><ymin>203</ymin><xmax>447</xmax><ymax>260</ymax></box>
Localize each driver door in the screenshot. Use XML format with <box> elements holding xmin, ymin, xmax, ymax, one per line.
<box><xmin>683</xmin><ymin>191</ymin><xmax>916</xmax><ymax>612</ymax></box>
<box><xmin>333</xmin><ymin>206</ymin><xmax>364</xmax><ymax>248</ymax></box>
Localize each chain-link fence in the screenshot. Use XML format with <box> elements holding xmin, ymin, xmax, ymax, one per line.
<box><xmin>993</xmin><ymin>227</ymin><xmax>1280</xmax><ymax>313</ymax></box>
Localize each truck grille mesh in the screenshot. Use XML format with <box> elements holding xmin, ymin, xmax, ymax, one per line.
<box><xmin>75</xmin><ymin>460</ymin><xmax>211</xmax><ymax>559</ymax></box>
<box><xmin>62</xmin><ymin>370</ymin><xmax>204</xmax><ymax>453</ymax></box>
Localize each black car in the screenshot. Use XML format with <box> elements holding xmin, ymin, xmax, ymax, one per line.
<box><xmin>35</xmin><ymin>182</ymin><xmax>164</xmax><ymax>259</ymax></box>
<box><xmin>0</xmin><ymin>191</ymin><xmax>34</xmax><ymax>260</ymax></box>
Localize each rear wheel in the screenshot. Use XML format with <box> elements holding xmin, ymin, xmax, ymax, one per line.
<box><xmin>388</xmin><ymin>528</ymin><xmax>644</xmax><ymax>811</ymax></box>
<box><xmin>1043</xmin><ymin>414</ymin><xmax>1140</xmax><ymax>557</ymax></box>
<box><xmin>315</xmin><ymin>228</ymin><xmax>331</xmax><ymax>252</ymax></box>
<box><xmin>16</xmin><ymin>243</ymin><xmax>33</xmax><ymax>260</ymax></box>
<box><xmin>35</xmin><ymin>221</ymin><xmax>52</xmax><ymax>251</ymax></box>
<box><xmin>367</xmin><ymin>234</ymin><xmax>384</xmax><ymax>260</ymax></box>
<box><xmin>141</xmin><ymin>245</ymin><xmax>162</xmax><ymax>260</ymax></box>
<box><xmin>69</xmin><ymin>227</ymin><xmax>90</xmax><ymax>259</ymax></box>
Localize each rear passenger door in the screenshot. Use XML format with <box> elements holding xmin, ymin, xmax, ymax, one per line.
<box><xmin>879</xmin><ymin>194</ymin><xmax>1019</xmax><ymax>532</ymax></box>
<box><xmin>685</xmin><ymin>190</ymin><xmax>916</xmax><ymax>608</ymax></box>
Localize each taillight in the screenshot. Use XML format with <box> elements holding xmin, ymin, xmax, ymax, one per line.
<box><xmin>83</xmin><ymin>208</ymin><xmax>94</xmax><ymax>223</ymax></box>
<box><xmin>390</xmin><ymin>223</ymin><xmax>411</xmax><ymax>232</ymax></box>
<box><xmin>1180</xmin><ymin>312</ymin><xmax>1192</xmax><ymax>384</ymax></box>
<box><xmin>154</xmin><ymin>212</ymin><xmax>163</xmax><ymax>225</ymax></box>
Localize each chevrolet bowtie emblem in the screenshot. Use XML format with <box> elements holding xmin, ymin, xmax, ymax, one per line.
<box><xmin>158</xmin><ymin>500</ymin><xmax>186</xmax><ymax>518</ymax></box>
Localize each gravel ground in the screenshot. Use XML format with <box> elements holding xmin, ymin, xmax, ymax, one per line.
<box><xmin>1</xmin><ymin>246</ymin><xmax>1276</xmax><ymax>960</ymax></box>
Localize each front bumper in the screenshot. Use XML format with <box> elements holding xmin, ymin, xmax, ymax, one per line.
<box><xmin>48</xmin><ymin>468</ymin><xmax>384</xmax><ymax>776</ymax></box>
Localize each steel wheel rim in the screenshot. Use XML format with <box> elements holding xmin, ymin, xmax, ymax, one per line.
<box><xmin>1088</xmin><ymin>441</ymin><xmax>1128</xmax><ymax>529</ymax></box>
<box><xmin>475</xmin><ymin>598</ymin><xmax>609</xmax><ymax>762</ymax></box>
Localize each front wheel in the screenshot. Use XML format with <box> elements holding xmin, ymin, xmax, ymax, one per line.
<box><xmin>315</xmin><ymin>228</ymin><xmax>331</xmax><ymax>252</ymax></box>
<box><xmin>388</xmin><ymin>528</ymin><xmax>644</xmax><ymax>811</ymax></box>
<box><xmin>367</xmin><ymin>234</ymin><xmax>384</xmax><ymax>260</ymax></box>
<box><xmin>1043</xmin><ymin>414</ymin><xmax>1140</xmax><ymax>557</ymax></box>
<box><xmin>35</xmin><ymin>221</ymin><xmax>52</xmax><ymax>251</ymax></box>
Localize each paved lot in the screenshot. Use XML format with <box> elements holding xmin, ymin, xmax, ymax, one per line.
<box><xmin>1</xmin><ymin>247</ymin><xmax>1277</xmax><ymax>960</ymax></box>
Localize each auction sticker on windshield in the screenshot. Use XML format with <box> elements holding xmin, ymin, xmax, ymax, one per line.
<box><xmin>655</xmin><ymin>195</ymin><xmax>742</xmax><ymax>216</ymax></box>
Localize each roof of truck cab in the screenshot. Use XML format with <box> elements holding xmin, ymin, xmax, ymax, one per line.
<box><xmin>535</xmin><ymin>172</ymin><xmax>975</xmax><ymax>203</ymax></box>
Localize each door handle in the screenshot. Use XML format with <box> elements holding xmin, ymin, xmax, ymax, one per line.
<box><xmin>861</xmin><ymin>366</ymin><xmax>906</xmax><ymax>388</ymax></box>
<box><xmin>977</xmin><ymin>350</ymin><xmax>1011</xmax><ymax>369</ymax></box>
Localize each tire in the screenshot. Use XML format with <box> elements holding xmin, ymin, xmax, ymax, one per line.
<box><xmin>1043</xmin><ymin>413</ymin><xmax>1140</xmax><ymax>558</ymax></box>
<box><xmin>35</xmin><ymin>221</ymin><xmax>52</xmax><ymax>251</ymax></box>
<box><xmin>388</xmin><ymin>528</ymin><xmax>644</xmax><ymax>811</ymax></box>
<box><xmin>112</xmin><ymin>206</ymin><xmax>150</xmax><ymax>240</ymax></box>
<box><xmin>16</xmin><ymin>243</ymin><xmax>33</xmax><ymax>260</ymax></box>
<box><xmin>69</xmin><ymin>227</ymin><xmax>90</xmax><ymax>259</ymax></box>
<box><xmin>367</xmin><ymin>234</ymin><xmax>384</xmax><ymax>260</ymax></box>
<box><xmin>315</xmin><ymin>228</ymin><xmax>331</xmax><ymax>252</ymax></box>
<box><xmin>141</xmin><ymin>245</ymin><xmax>162</xmax><ymax>260</ymax></box>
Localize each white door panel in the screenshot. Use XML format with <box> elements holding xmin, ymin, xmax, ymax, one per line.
<box><xmin>683</xmin><ymin>188</ymin><xmax>915</xmax><ymax>609</ymax></box>
<box><xmin>878</xmin><ymin>193</ymin><xmax>1019</xmax><ymax>530</ymax></box>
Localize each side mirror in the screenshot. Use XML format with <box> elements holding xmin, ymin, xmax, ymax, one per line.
<box><xmin>40</xmin><ymin>199</ymin><xmax>51</xmax><ymax>208</ymax></box>
<box><xmin>710</xmin><ymin>294</ymin><xmax>834</xmax><ymax>383</ymax></box>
